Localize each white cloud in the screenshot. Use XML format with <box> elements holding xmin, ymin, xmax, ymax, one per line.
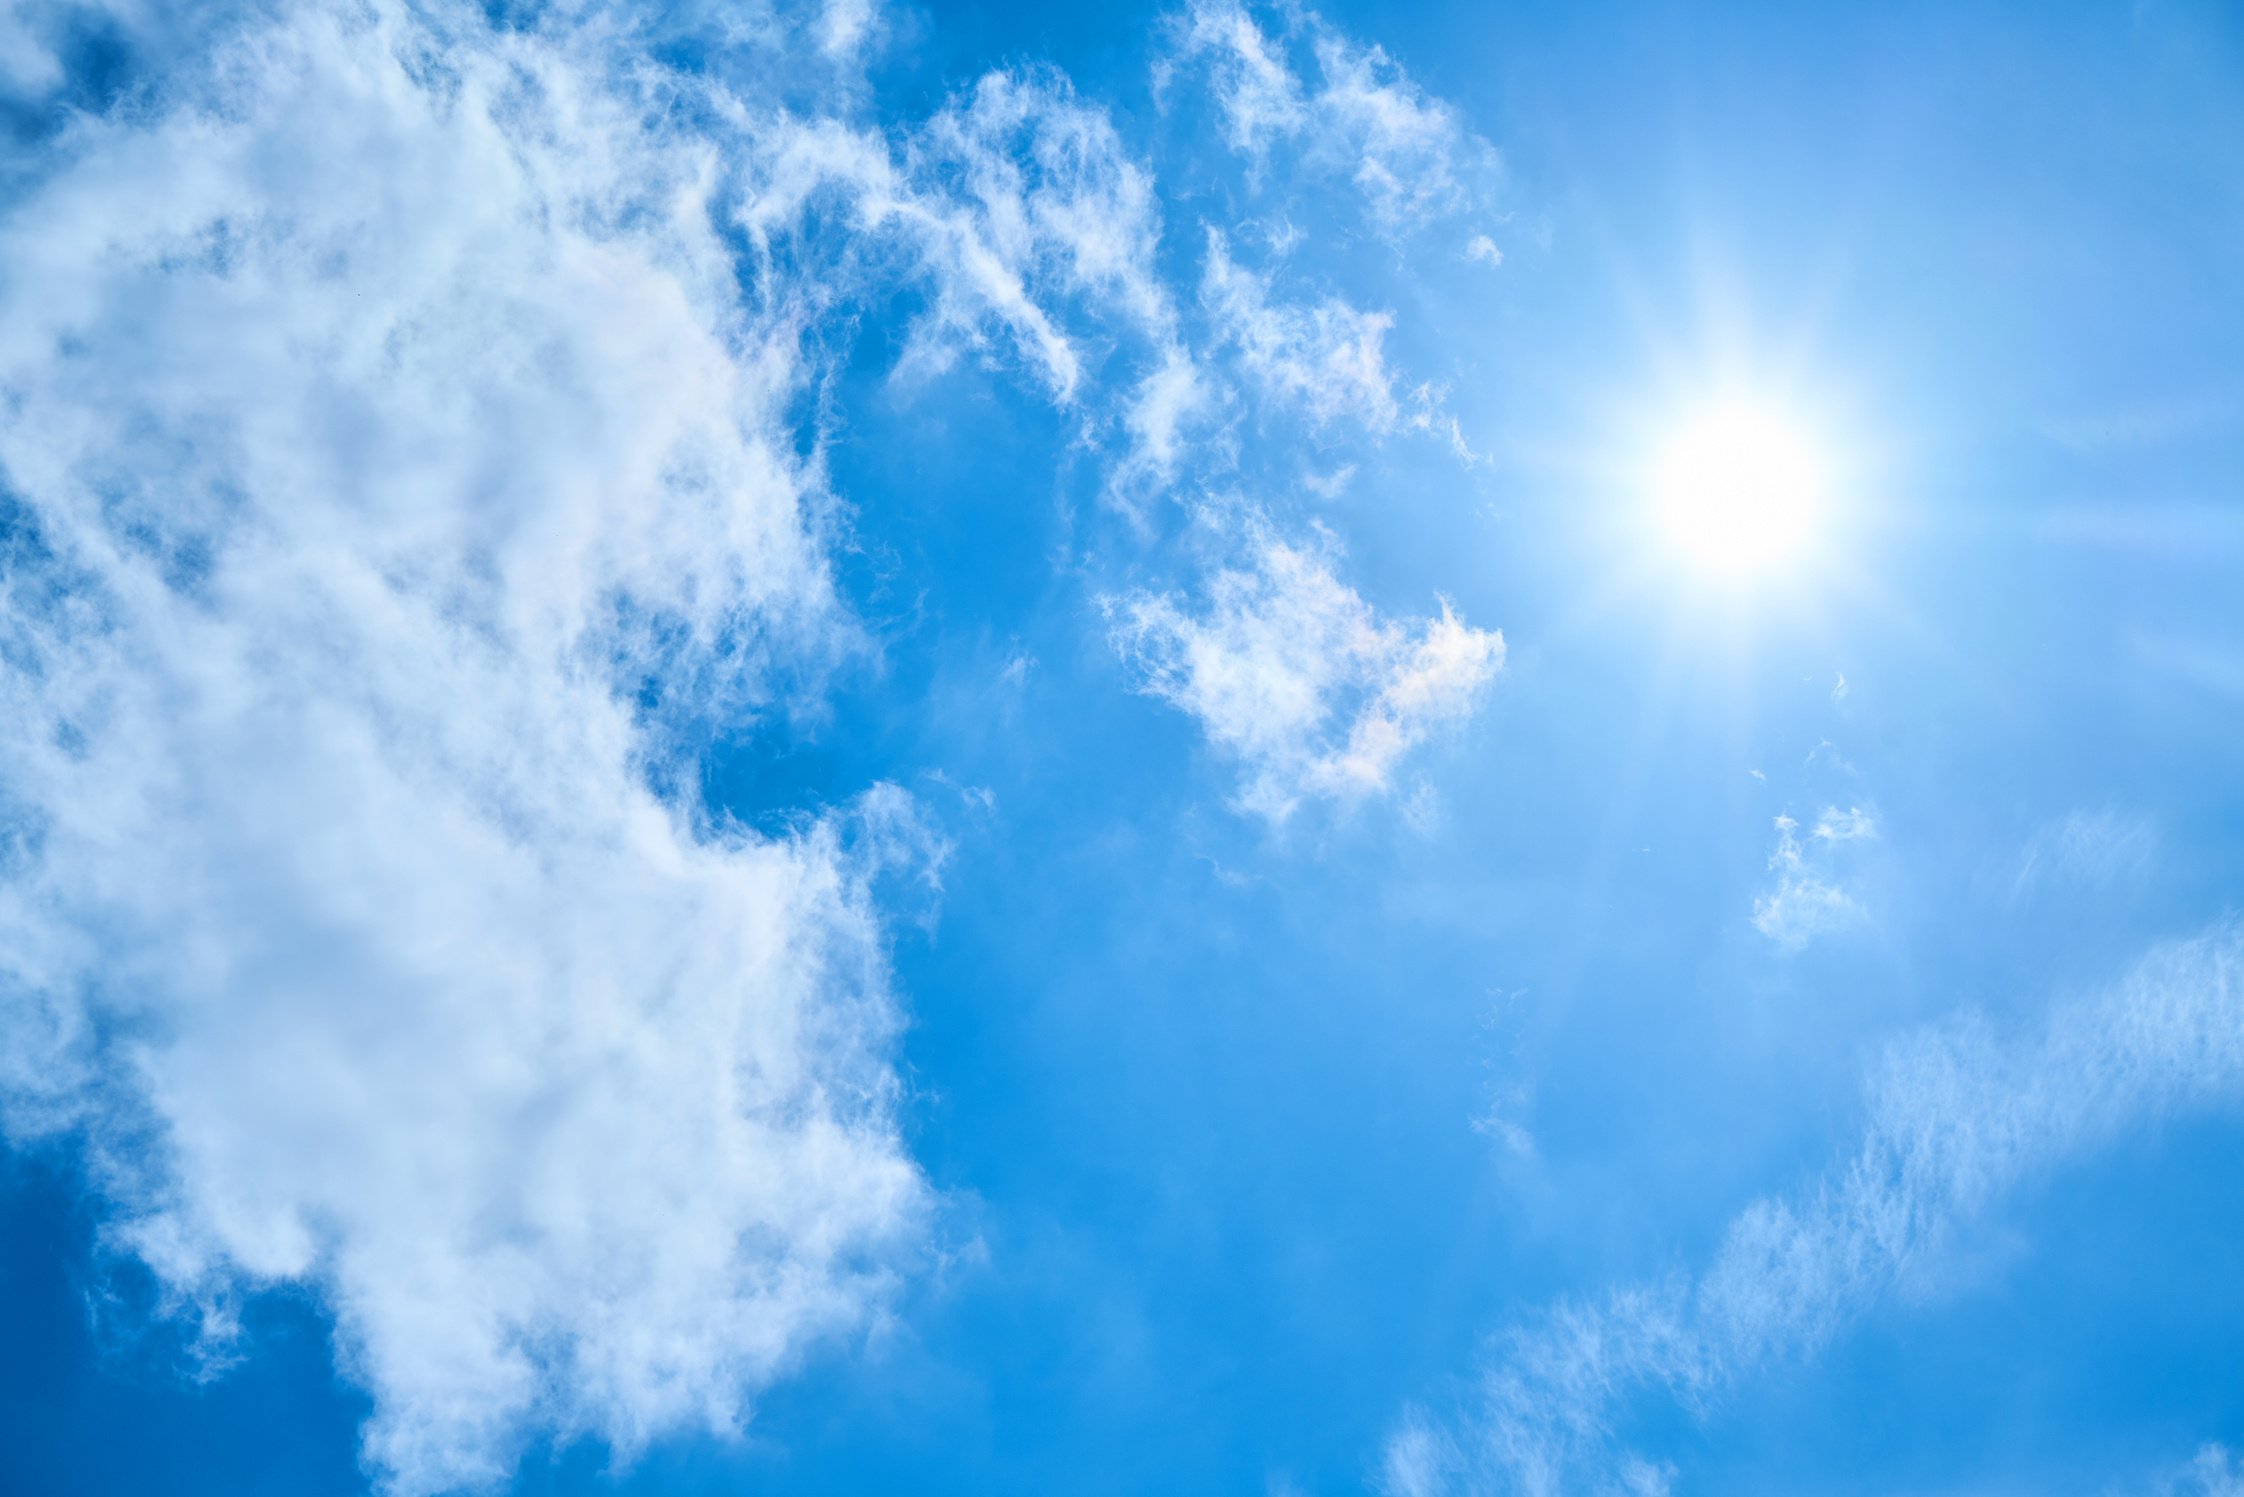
<box><xmin>1751</xmin><ymin>807</ymin><xmax>1876</xmax><ymax>947</ymax></box>
<box><xmin>0</xmin><ymin>5</ymin><xmax>929</xmax><ymax>1491</ymax></box>
<box><xmin>2168</xmin><ymin>1446</ymin><xmax>2244</xmax><ymax>1497</ymax></box>
<box><xmin>817</xmin><ymin>0</ymin><xmax>879</xmax><ymax>60</ymax></box>
<box><xmin>1465</xmin><ymin>233</ymin><xmax>1503</xmax><ymax>267</ymax></box>
<box><xmin>1307</xmin><ymin>29</ymin><xmax>1492</xmax><ymax>229</ymax></box>
<box><xmin>1202</xmin><ymin>229</ymin><xmax>1400</xmax><ymax>432</ymax></box>
<box><xmin>727</xmin><ymin>9</ymin><xmax>1481</xmax><ymax>500</ymax></box>
<box><xmin>727</xmin><ymin>63</ymin><xmax>1208</xmax><ymax>507</ymax></box>
<box><xmin>913</xmin><ymin>69</ymin><xmax>1180</xmax><ymax>357</ymax></box>
<box><xmin>1105</xmin><ymin>513</ymin><xmax>1502</xmax><ymax>822</ymax></box>
<box><xmin>1381</xmin><ymin>920</ymin><xmax>2244</xmax><ymax>1495</ymax></box>
<box><xmin>0</xmin><ymin>0</ymin><xmax>1524</xmax><ymax>1483</ymax></box>
<box><xmin>726</xmin><ymin>64</ymin><xmax>1180</xmax><ymax>412</ymax></box>
<box><xmin>1167</xmin><ymin>0</ymin><xmax>1310</xmax><ymax>162</ymax></box>
<box><xmin>1167</xmin><ymin>0</ymin><xmax>1501</xmax><ymax>231</ymax></box>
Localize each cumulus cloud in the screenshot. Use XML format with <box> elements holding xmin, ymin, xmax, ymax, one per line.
<box><xmin>0</xmin><ymin>4</ymin><xmax>931</xmax><ymax>1491</ymax></box>
<box><xmin>1381</xmin><ymin>920</ymin><xmax>2244</xmax><ymax>1495</ymax></box>
<box><xmin>1105</xmin><ymin>514</ymin><xmax>1502</xmax><ymax>822</ymax></box>
<box><xmin>1751</xmin><ymin>806</ymin><xmax>1876</xmax><ymax>947</ymax></box>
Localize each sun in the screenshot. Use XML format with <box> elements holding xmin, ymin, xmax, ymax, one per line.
<box><xmin>1649</xmin><ymin>400</ymin><xmax>1828</xmax><ymax>581</ymax></box>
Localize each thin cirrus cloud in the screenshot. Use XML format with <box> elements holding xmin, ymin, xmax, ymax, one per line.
<box><xmin>1382</xmin><ymin>919</ymin><xmax>2244</xmax><ymax>1496</ymax></box>
<box><xmin>2011</xmin><ymin>808</ymin><xmax>2159</xmax><ymax>900</ymax></box>
<box><xmin>0</xmin><ymin>0</ymin><xmax>1509</xmax><ymax>1492</ymax></box>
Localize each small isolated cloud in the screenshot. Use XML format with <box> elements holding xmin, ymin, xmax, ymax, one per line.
<box><xmin>1751</xmin><ymin>806</ymin><xmax>1876</xmax><ymax>947</ymax></box>
<box><xmin>1471</xmin><ymin>1083</ymin><xmax>1537</xmax><ymax>1160</ymax></box>
<box><xmin>1381</xmin><ymin>921</ymin><xmax>2244</xmax><ymax>1494</ymax></box>
<box><xmin>1105</xmin><ymin>513</ymin><xmax>1502</xmax><ymax>822</ymax></box>
<box><xmin>1465</xmin><ymin>232</ymin><xmax>1503</xmax><ymax>267</ymax></box>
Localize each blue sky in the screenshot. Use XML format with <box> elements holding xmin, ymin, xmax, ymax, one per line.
<box><xmin>1</xmin><ymin>1</ymin><xmax>2242</xmax><ymax>1494</ymax></box>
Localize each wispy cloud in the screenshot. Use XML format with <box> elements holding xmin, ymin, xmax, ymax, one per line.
<box><xmin>1383</xmin><ymin>920</ymin><xmax>2244</xmax><ymax>1495</ymax></box>
<box><xmin>2156</xmin><ymin>1445</ymin><xmax>2244</xmax><ymax>1497</ymax></box>
<box><xmin>1202</xmin><ymin>229</ymin><xmax>1401</xmax><ymax>432</ymax></box>
<box><xmin>2011</xmin><ymin>809</ymin><xmax>2158</xmax><ymax>901</ymax></box>
<box><xmin>1750</xmin><ymin>806</ymin><xmax>1877</xmax><ymax>947</ymax></box>
<box><xmin>1165</xmin><ymin>0</ymin><xmax>1502</xmax><ymax>234</ymax></box>
<box><xmin>1167</xmin><ymin>0</ymin><xmax>1310</xmax><ymax>162</ymax></box>
<box><xmin>1105</xmin><ymin>512</ymin><xmax>1502</xmax><ymax>823</ymax></box>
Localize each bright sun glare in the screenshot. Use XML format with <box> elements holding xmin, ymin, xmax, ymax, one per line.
<box><xmin>1651</xmin><ymin>401</ymin><xmax>1828</xmax><ymax>582</ymax></box>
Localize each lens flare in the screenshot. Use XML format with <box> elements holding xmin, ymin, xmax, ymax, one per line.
<box><xmin>1651</xmin><ymin>402</ymin><xmax>1827</xmax><ymax>580</ymax></box>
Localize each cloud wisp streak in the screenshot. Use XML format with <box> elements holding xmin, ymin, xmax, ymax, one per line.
<box><xmin>1385</xmin><ymin>921</ymin><xmax>2244</xmax><ymax>1496</ymax></box>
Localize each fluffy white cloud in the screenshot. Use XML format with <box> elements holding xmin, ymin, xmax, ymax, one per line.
<box><xmin>1382</xmin><ymin>920</ymin><xmax>2244</xmax><ymax>1495</ymax></box>
<box><xmin>0</xmin><ymin>5</ymin><xmax>927</xmax><ymax>1491</ymax></box>
<box><xmin>0</xmin><ymin>0</ymin><xmax>1514</xmax><ymax>1486</ymax></box>
<box><xmin>1105</xmin><ymin>514</ymin><xmax>1502</xmax><ymax>822</ymax></box>
<box><xmin>1751</xmin><ymin>805</ymin><xmax>1876</xmax><ymax>947</ymax></box>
